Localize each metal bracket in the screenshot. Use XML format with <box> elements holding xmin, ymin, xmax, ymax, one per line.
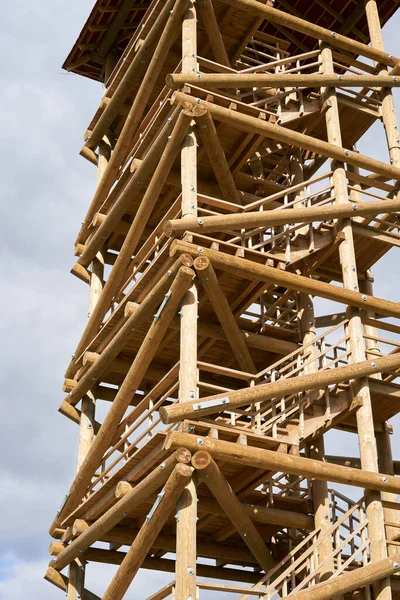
<box><xmin>175</xmin><ymin>497</ymin><xmax>181</xmax><ymax>523</ymax></box>
<box><xmin>57</xmin><ymin>493</ymin><xmax>70</xmax><ymax>515</ymax></box>
<box><xmin>192</xmin><ymin>397</ymin><xmax>230</xmax><ymax>411</ymax></box>
<box><xmin>154</xmin><ymin>290</ymin><xmax>172</xmax><ymax>321</ymax></box>
<box><xmin>146</xmin><ymin>488</ymin><xmax>166</xmax><ymax>523</ymax></box>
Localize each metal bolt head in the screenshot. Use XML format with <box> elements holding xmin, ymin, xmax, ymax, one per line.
<box><xmin>382</xmin><ymin>476</ymin><xmax>388</xmax><ymax>483</ymax></box>
<box><xmin>371</xmin><ymin>362</ymin><xmax>377</xmax><ymax>369</ymax></box>
<box><xmin>394</xmin><ymin>562</ymin><xmax>399</xmax><ymax>569</ymax></box>
<box><xmin>197</xmin><ymin>246</ymin><xmax>204</xmax><ymax>253</ymax></box>
<box><xmin>196</xmin><ymin>98</ymin><xmax>201</xmax><ymax>104</ymax></box>
<box><xmin>332</xmin><ymin>31</ymin><xmax>336</xmax><ymax>37</ymax></box>
<box><xmin>190</xmin><ymin>185</ymin><xmax>195</xmax><ymax>191</ymax></box>
<box><xmin>198</xmin><ymin>218</ymin><xmax>204</xmax><ymax>225</ymax></box>
<box><xmin>189</xmin><ymin>391</ymin><xmax>195</xmax><ymax>399</ymax></box>
<box><xmin>160</xmin><ymin>462</ymin><xmax>165</xmax><ymax>470</ymax></box>
<box><xmin>362</xmin><ymin>294</ymin><xmax>367</xmax><ymax>301</ymax></box>
<box><xmin>187</xmin><ymin>567</ymin><xmax>195</xmax><ymax>575</ymax></box>
<box><xmin>167</xmin><ymin>135</ymin><xmax>172</xmax><ymax>142</ymax></box>
<box><xmin>352</xmin><ymin>204</ymin><xmax>358</xmax><ymax>210</ymax></box>
<box><xmin>167</xmin><ymin>117</ymin><xmax>172</xmax><ymax>123</ymax></box>
<box><xmin>188</xmin><ymin>425</ymin><xmax>195</xmax><ymax>433</ymax></box>
<box><xmin>196</xmin><ymin>73</ymin><xmax>201</xmax><ymax>79</ymax></box>
<box><xmin>323</xmin><ymin>514</ymin><xmax>329</xmax><ymax>520</ymax></box>
<box><xmin>197</xmin><ymin>438</ymin><xmax>204</xmax><ymax>445</ymax></box>
<box><xmin>243</xmin><ymin>532</ymin><xmax>247</xmax><ymax>537</ymax></box>
<box><xmin>344</xmin><ymin>149</ymin><xmax>350</xmax><ymax>156</ymax></box>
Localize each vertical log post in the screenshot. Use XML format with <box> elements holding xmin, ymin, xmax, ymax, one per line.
<box><xmin>176</xmin><ymin>4</ymin><xmax>198</xmax><ymax>600</ymax></box>
<box><xmin>320</xmin><ymin>42</ymin><xmax>391</xmax><ymax>600</ymax></box>
<box><xmin>364</xmin><ymin>0</ymin><xmax>400</xmax><ymax>168</ymax></box>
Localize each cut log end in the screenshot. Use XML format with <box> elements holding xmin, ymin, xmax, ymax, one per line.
<box><xmin>192</xmin><ymin>450</ymin><xmax>212</xmax><ymax>470</ymax></box>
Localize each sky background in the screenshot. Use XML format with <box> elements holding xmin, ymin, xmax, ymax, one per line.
<box><xmin>0</xmin><ymin>2</ymin><xmax>400</xmax><ymax>599</ymax></box>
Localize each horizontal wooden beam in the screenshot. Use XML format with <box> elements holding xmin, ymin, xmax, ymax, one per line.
<box><xmin>170</xmin><ymin>240</ymin><xmax>400</xmax><ymax>319</ymax></box>
<box><xmin>165</xmin><ymin>433</ymin><xmax>400</xmax><ymax>494</ymax></box>
<box><xmin>165</xmin><ymin>198</ymin><xmax>400</xmax><ymax>236</ymax></box>
<box><xmin>167</xmin><ymin>72</ymin><xmax>400</xmax><ymax>89</ymax></box>
<box><xmin>171</xmin><ymin>93</ymin><xmax>400</xmax><ymax>181</ymax></box>
<box><xmin>161</xmin><ymin>352</ymin><xmax>400</xmax><ymax>424</ymax></box>
<box><xmin>217</xmin><ymin>0</ymin><xmax>399</xmax><ymax>67</ymax></box>
<box><xmin>91</xmin><ymin>525</ymin><xmax>258</xmax><ymax>563</ymax></box>
<box><xmin>81</xmin><ymin>547</ymin><xmax>261</xmax><ymax>583</ymax></box>
<box><xmin>285</xmin><ymin>555</ymin><xmax>400</xmax><ymax>600</ymax></box>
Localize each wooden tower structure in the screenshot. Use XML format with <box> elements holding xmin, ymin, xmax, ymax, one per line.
<box><xmin>46</xmin><ymin>1</ymin><xmax>400</xmax><ymax>598</ymax></box>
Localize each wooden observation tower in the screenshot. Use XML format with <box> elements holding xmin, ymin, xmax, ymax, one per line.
<box><xmin>46</xmin><ymin>1</ymin><xmax>400</xmax><ymax>599</ymax></box>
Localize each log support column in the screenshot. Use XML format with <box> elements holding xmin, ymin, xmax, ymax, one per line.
<box><xmin>176</xmin><ymin>4</ymin><xmax>198</xmax><ymax>599</ymax></box>
<box><xmin>320</xmin><ymin>42</ymin><xmax>391</xmax><ymax>600</ymax></box>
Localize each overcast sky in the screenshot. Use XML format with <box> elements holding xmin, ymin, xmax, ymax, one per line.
<box><xmin>1</xmin><ymin>2</ymin><xmax>400</xmax><ymax>599</ymax></box>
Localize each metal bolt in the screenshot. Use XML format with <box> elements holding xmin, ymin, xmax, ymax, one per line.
<box><xmin>190</xmin><ymin>185</ymin><xmax>195</xmax><ymax>192</ymax></box>
<box><xmin>308</xmin><ymin>303</ymin><xmax>313</xmax><ymax>309</ymax></box>
<box><xmin>191</xmin><ymin>67</ymin><xmax>196</xmax><ymax>72</ymax></box>
<box><xmin>390</xmin><ymin>55</ymin><xmax>394</xmax><ymax>60</ymax></box>
<box><xmin>197</xmin><ymin>246</ymin><xmax>204</xmax><ymax>253</ymax></box>
<box><xmin>190</xmin><ymin>53</ymin><xmax>195</xmax><ymax>58</ymax></box>
<box><xmin>190</xmin><ymin>204</ymin><xmax>196</xmax><ymax>209</ymax></box>
<box><xmin>362</xmin><ymin>294</ymin><xmax>367</xmax><ymax>301</ymax></box>
<box><xmin>352</xmin><ymin>266</ymin><xmax>356</xmax><ymax>272</ymax></box>
<box><xmin>87</xmin><ymin>423</ymin><xmax>92</xmax><ymax>429</ymax></box>
<box><xmin>394</xmin><ymin>562</ymin><xmax>399</xmax><ymax>569</ymax></box>
<box><xmin>198</xmin><ymin>218</ymin><xmax>204</xmax><ymax>225</ymax></box>
<box><xmin>69</xmin><ymin>392</ymin><xmax>73</xmax><ymax>398</ymax></box>
<box><xmin>237</xmin><ymin>353</ymin><xmax>243</xmax><ymax>358</ymax></box>
<box><xmin>167</xmin><ymin>117</ymin><xmax>172</xmax><ymax>123</ymax></box>
<box><xmin>353</xmin><ymin>285</ymin><xmax>358</xmax><ymax>290</ymax></box>
<box><xmin>187</xmin><ymin>567</ymin><xmax>195</xmax><ymax>575</ymax></box>
<box><xmin>323</xmin><ymin>514</ymin><xmax>329</xmax><ymax>520</ymax></box>
<box><xmin>160</xmin><ymin>462</ymin><xmax>166</xmax><ymax>470</ymax></box>
<box><xmin>309</xmin><ymin>321</ymin><xmax>314</xmax><ymax>326</ymax></box>
<box><xmin>196</xmin><ymin>98</ymin><xmax>201</xmax><ymax>103</ymax></box>
<box><xmin>169</xmin><ymin>9</ymin><xmax>174</xmax><ymax>15</ymax></box>
<box><xmin>382</xmin><ymin>476</ymin><xmax>388</xmax><ymax>483</ymax></box>
<box><xmin>188</xmin><ymin>425</ymin><xmax>196</xmax><ymax>433</ymax></box>
<box><xmin>189</xmin><ymin>391</ymin><xmax>195</xmax><ymax>399</ymax></box>
<box><xmin>331</xmin><ymin>31</ymin><xmax>336</xmax><ymax>37</ymax></box>
<box><xmin>196</xmin><ymin>73</ymin><xmax>202</xmax><ymax>79</ymax></box>
<box><xmin>352</xmin><ymin>204</ymin><xmax>358</xmax><ymax>210</ymax></box>
<box><xmin>338</xmin><ymin>75</ymin><xmax>342</xmax><ymax>80</ymax></box>
<box><xmin>394</xmin><ymin>77</ymin><xmax>397</xmax><ymax>82</ymax></box>
<box><xmin>243</xmin><ymin>532</ymin><xmax>247</xmax><ymax>537</ymax></box>
<box><xmin>167</xmin><ymin>135</ymin><xmax>172</xmax><ymax>142</ymax></box>
<box><xmin>371</xmin><ymin>362</ymin><xmax>377</xmax><ymax>368</ymax></box>
<box><xmin>344</xmin><ymin>149</ymin><xmax>350</xmax><ymax>155</ymax></box>
<box><xmin>197</xmin><ymin>438</ymin><xmax>204</xmax><ymax>445</ymax></box>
